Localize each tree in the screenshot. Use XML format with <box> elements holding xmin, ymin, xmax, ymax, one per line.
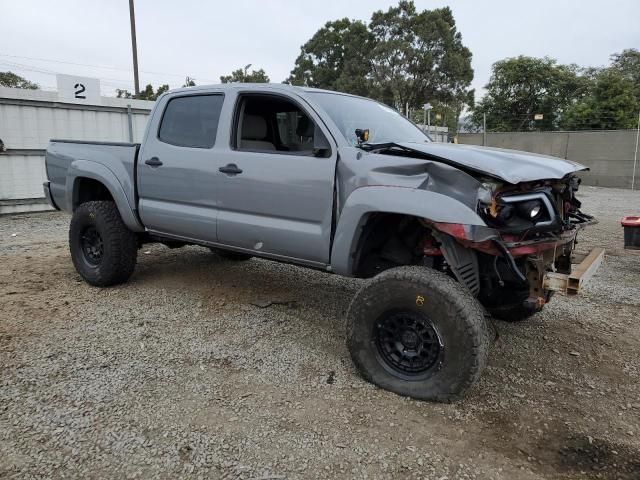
<box><xmin>610</xmin><ymin>49</ymin><xmax>640</xmax><ymax>105</ymax></box>
<box><xmin>410</xmin><ymin>100</ymin><xmax>461</xmax><ymax>134</ymax></box>
<box><xmin>116</xmin><ymin>83</ymin><xmax>169</xmax><ymax>101</ymax></box>
<box><xmin>220</xmin><ymin>67</ymin><xmax>269</xmax><ymax>83</ymax></box>
<box><xmin>115</xmin><ymin>88</ymin><xmax>133</xmax><ymax>99</ymax></box>
<box><xmin>287</xmin><ymin>18</ymin><xmax>374</xmax><ymax>96</ymax></box>
<box><xmin>287</xmin><ymin>2</ymin><xmax>474</xmax><ymax>130</ymax></box>
<box><xmin>560</xmin><ymin>49</ymin><xmax>640</xmax><ymax>130</ymax></box>
<box><xmin>369</xmin><ymin>2</ymin><xmax>474</xmax><ymax>117</ymax></box>
<box><xmin>560</xmin><ymin>69</ymin><xmax>638</xmax><ymax>130</ymax></box>
<box><xmin>470</xmin><ymin>56</ymin><xmax>583</xmax><ymax>131</ymax></box>
<box><xmin>182</xmin><ymin>76</ymin><xmax>196</xmax><ymax>87</ymax></box>
<box><xmin>0</xmin><ymin>71</ymin><xmax>39</xmax><ymax>89</ymax></box>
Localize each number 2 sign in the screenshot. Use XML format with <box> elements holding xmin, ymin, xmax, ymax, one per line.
<box><xmin>56</xmin><ymin>74</ymin><xmax>101</xmax><ymax>104</ymax></box>
<box><xmin>74</xmin><ymin>83</ymin><xmax>86</xmax><ymax>99</ymax></box>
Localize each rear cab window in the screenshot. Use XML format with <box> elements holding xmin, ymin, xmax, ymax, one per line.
<box><xmin>158</xmin><ymin>94</ymin><xmax>224</xmax><ymax>148</ymax></box>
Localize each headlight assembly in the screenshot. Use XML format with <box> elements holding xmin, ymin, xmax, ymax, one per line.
<box><xmin>483</xmin><ymin>191</ymin><xmax>559</xmax><ymax>232</ymax></box>
<box><xmin>516</xmin><ymin>200</ymin><xmax>543</xmax><ymax>220</ymax></box>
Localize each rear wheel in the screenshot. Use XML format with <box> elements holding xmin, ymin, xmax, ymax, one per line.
<box><xmin>69</xmin><ymin>201</ymin><xmax>137</xmax><ymax>286</ymax></box>
<box><xmin>346</xmin><ymin>266</ymin><xmax>490</xmax><ymax>402</ymax></box>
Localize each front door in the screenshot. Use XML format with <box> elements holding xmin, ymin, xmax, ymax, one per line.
<box><xmin>215</xmin><ymin>92</ymin><xmax>337</xmax><ymax>265</ymax></box>
<box><xmin>137</xmin><ymin>93</ymin><xmax>225</xmax><ymax>243</ymax></box>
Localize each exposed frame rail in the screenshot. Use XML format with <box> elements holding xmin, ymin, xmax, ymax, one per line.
<box><xmin>544</xmin><ymin>247</ymin><xmax>605</xmax><ymax>295</ymax></box>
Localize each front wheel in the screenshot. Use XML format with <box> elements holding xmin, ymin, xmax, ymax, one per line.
<box><xmin>346</xmin><ymin>266</ymin><xmax>490</xmax><ymax>402</ymax></box>
<box><xmin>69</xmin><ymin>201</ymin><xmax>138</xmax><ymax>287</ymax></box>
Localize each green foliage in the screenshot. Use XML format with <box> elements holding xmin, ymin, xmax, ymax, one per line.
<box><xmin>470</xmin><ymin>56</ymin><xmax>583</xmax><ymax>131</ymax></box>
<box><xmin>561</xmin><ymin>69</ymin><xmax>638</xmax><ymax>130</ymax></box>
<box><xmin>287</xmin><ymin>18</ymin><xmax>374</xmax><ymax>96</ymax></box>
<box><xmin>116</xmin><ymin>83</ymin><xmax>169</xmax><ymax>101</ymax></box>
<box><xmin>115</xmin><ymin>89</ymin><xmax>133</xmax><ymax>99</ymax></box>
<box><xmin>182</xmin><ymin>76</ymin><xmax>196</xmax><ymax>87</ymax></box>
<box><xmin>140</xmin><ymin>84</ymin><xmax>169</xmax><ymax>100</ymax></box>
<box><xmin>472</xmin><ymin>49</ymin><xmax>640</xmax><ymax>132</ymax></box>
<box><xmin>287</xmin><ymin>1</ymin><xmax>474</xmax><ymax>130</ymax></box>
<box><xmin>0</xmin><ymin>71</ymin><xmax>39</xmax><ymax>89</ymax></box>
<box><xmin>220</xmin><ymin>68</ymin><xmax>270</xmax><ymax>84</ymax></box>
<box><xmin>369</xmin><ymin>3</ymin><xmax>473</xmax><ymax>114</ymax></box>
<box><xmin>410</xmin><ymin>101</ymin><xmax>459</xmax><ymax>133</ymax></box>
<box><xmin>610</xmin><ymin>49</ymin><xmax>640</xmax><ymax>105</ymax></box>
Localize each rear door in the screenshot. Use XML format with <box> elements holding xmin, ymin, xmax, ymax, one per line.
<box><xmin>215</xmin><ymin>91</ymin><xmax>337</xmax><ymax>265</ymax></box>
<box><xmin>137</xmin><ymin>92</ymin><xmax>224</xmax><ymax>243</ymax></box>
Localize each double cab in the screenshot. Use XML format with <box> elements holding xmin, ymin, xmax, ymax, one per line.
<box><xmin>44</xmin><ymin>83</ymin><xmax>600</xmax><ymax>401</ymax></box>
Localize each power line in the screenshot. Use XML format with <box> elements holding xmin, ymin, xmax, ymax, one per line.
<box><xmin>0</xmin><ymin>60</ymin><xmax>135</xmax><ymax>86</ymax></box>
<box><xmin>0</xmin><ymin>53</ymin><xmax>218</xmax><ymax>84</ymax></box>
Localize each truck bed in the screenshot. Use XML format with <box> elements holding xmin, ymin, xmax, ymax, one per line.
<box><xmin>46</xmin><ymin>139</ymin><xmax>140</xmax><ymax>214</ymax></box>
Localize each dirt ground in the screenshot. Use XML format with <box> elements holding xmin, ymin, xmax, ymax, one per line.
<box><xmin>1</xmin><ymin>185</ymin><xmax>639</xmax><ymax>480</ymax></box>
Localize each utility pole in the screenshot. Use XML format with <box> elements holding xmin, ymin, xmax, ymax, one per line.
<box><xmin>423</xmin><ymin>103</ymin><xmax>432</xmax><ymax>138</ymax></box>
<box><xmin>129</xmin><ymin>0</ymin><xmax>140</xmax><ymax>98</ymax></box>
<box><xmin>632</xmin><ymin>110</ymin><xmax>640</xmax><ymax>190</ymax></box>
<box><xmin>483</xmin><ymin>113</ymin><xmax>487</xmax><ymax>146</ymax></box>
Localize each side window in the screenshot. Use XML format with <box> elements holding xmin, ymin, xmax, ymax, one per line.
<box><xmin>236</xmin><ymin>95</ymin><xmax>318</xmax><ymax>155</ymax></box>
<box><xmin>158</xmin><ymin>94</ymin><xmax>224</xmax><ymax>148</ymax></box>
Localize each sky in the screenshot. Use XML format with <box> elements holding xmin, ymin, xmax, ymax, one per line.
<box><xmin>2</xmin><ymin>0</ymin><xmax>639</xmax><ymax>101</ymax></box>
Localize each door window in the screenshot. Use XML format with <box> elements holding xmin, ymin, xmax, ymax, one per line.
<box><xmin>235</xmin><ymin>95</ymin><xmax>320</xmax><ymax>155</ymax></box>
<box><xmin>158</xmin><ymin>94</ymin><xmax>224</xmax><ymax>148</ymax></box>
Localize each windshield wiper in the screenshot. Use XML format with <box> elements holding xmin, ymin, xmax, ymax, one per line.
<box><xmin>356</xmin><ymin>142</ymin><xmax>413</xmax><ymax>153</ymax></box>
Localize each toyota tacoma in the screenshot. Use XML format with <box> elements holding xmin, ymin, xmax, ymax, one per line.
<box><xmin>43</xmin><ymin>83</ymin><xmax>601</xmax><ymax>402</ymax></box>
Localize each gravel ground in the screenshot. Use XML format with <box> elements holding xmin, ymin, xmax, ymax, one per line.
<box><xmin>1</xmin><ymin>185</ymin><xmax>639</xmax><ymax>480</ymax></box>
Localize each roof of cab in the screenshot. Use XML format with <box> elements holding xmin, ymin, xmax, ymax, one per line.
<box><xmin>160</xmin><ymin>83</ymin><xmax>364</xmax><ymax>100</ymax></box>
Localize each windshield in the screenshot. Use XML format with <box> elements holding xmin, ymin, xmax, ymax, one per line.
<box><xmin>308</xmin><ymin>92</ymin><xmax>430</xmax><ymax>146</ymax></box>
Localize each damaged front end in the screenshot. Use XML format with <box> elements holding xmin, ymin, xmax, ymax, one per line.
<box><xmin>426</xmin><ymin>174</ymin><xmax>601</xmax><ymax>316</ymax></box>
<box><xmin>480</xmin><ymin>175</ymin><xmax>600</xmax><ymax>311</ymax></box>
<box><xmin>339</xmin><ymin>142</ymin><xmax>601</xmax><ymax>317</ymax></box>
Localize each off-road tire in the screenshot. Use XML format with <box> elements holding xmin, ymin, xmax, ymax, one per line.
<box><xmin>346</xmin><ymin>266</ymin><xmax>490</xmax><ymax>402</ymax></box>
<box><xmin>209</xmin><ymin>248</ymin><xmax>252</xmax><ymax>261</ymax></box>
<box><xmin>69</xmin><ymin>201</ymin><xmax>138</xmax><ymax>287</ymax></box>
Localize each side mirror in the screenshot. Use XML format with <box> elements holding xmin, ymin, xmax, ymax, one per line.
<box><xmin>312</xmin><ymin>125</ymin><xmax>331</xmax><ymax>157</ymax></box>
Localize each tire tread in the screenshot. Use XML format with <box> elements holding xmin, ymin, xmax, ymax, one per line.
<box><xmin>69</xmin><ymin>201</ymin><xmax>137</xmax><ymax>287</ymax></box>
<box><xmin>346</xmin><ymin>266</ymin><xmax>490</xmax><ymax>402</ymax></box>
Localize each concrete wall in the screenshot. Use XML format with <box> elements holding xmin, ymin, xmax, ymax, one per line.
<box><xmin>458</xmin><ymin>130</ymin><xmax>639</xmax><ymax>188</ymax></box>
<box><xmin>0</xmin><ymin>86</ymin><xmax>153</xmax><ymax>214</ymax></box>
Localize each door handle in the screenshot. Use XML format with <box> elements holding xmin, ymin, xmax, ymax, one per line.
<box><xmin>219</xmin><ymin>163</ymin><xmax>243</xmax><ymax>175</ymax></box>
<box><xmin>145</xmin><ymin>157</ymin><xmax>163</xmax><ymax>167</ymax></box>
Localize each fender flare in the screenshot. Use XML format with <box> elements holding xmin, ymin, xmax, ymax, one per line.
<box><xmin>66</xmin><ymin>160</ymin><xmax>144</xmax><ymax>232</ymax></box>
<box><xmin>330</xmin><ymin>186</ymin><xmax>492</xmax><ymax>276</ymax></box>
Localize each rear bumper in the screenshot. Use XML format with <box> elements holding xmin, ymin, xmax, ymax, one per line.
<box><xmin>543</xmin><ymin>247</ymin><xmax>605</xmax><ymax>295</ymax></box>
<box><xmin>43</xmin><ymin>181</ymin><xmax>60</xmax><ymax>210</ymax></box>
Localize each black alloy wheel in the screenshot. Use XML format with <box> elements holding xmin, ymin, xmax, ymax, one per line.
<box><xmin>80</xmin><ymin>226</ymin><xmax>104</xmax><ymax>266</ymax></box>
<box><xmin>374</xmin><ymin>310</ymin><xmax>443</xmax><ymax>380</ymax></box>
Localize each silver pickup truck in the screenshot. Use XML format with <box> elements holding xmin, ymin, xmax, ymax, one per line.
<box><xmin>44</xmin><ymin>83</ymin><xmax>601</xmax><ymax>402</ymax></box>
